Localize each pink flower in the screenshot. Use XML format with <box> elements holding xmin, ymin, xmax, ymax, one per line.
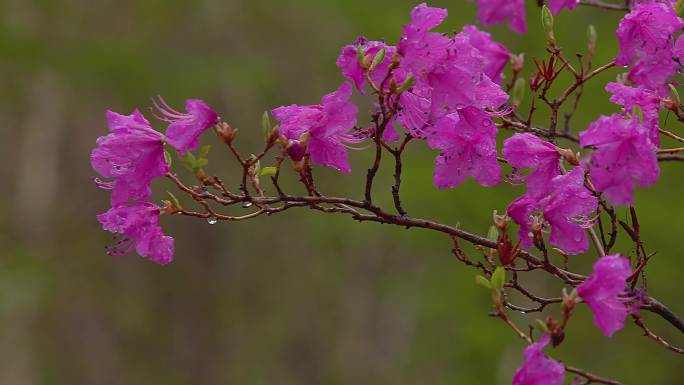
<box><xmin>397</xmin><ymin>3</ymin><xmax>451</xmax><ymax>77</ymax></box>
<box><xmin>459</xmin><ymin>25</ymin><xmax>511</xmax><ymax>84</ymax></box>
<box><xmin>154</xmin><ymin>98</ymin><xmax>218</xmax><ymax>155</ymax></box>
<box><xmin>580</xmin><ymin>114</ymin><xmax>659</xmax><ymax>206</ymax></box>
<box><xmin>337</xmin><ymin>37</ymin><xmax>397</xmax><ymax>95</ymax></box>
<box><xmin>548</xmin><ymin>0</ymin><xmax>579</xmax><ymax>14</ymax></box>
<box><xmin>272</xmin><ymin>82</ymin><xmax>360</xmax><ymax>173</ymax></box>
<box><xmin>605</xmin><ymin>82</ymin><xmax>661</xmax><ymax>145</ymax></box>
<box><xmin>429</xmin><ymin>107</ymin><xmax>501</xmax><ymax>188</ymax></box>
<box><xmin>97</xmin><ymin>202</ymin><xmax>174</xmax><ymax>265</ymax></box>
<box><xmin>503</xmin><ymin>133</ymin><xmax>561</xmax><ymax>198</ymax></box>
<box><xmin>508</xmin><ymin>167</ymin><xmax>598</xmax><ymax>255</ymax></box>
<box><xmin>512</xmin><ymin>334</ymin><xmax>565</xmax><ymax>385</ymax></box>
<box><xmin>615</xmin><ymin>2</ymin><xmax>684</xmax><ymax>91</ymax></box>
<box><xmin>577</xmin><ymin>254</ymin><xmax>635</xmax><ymax>337</ymax></box>
<box><xmin>91</xmin><ymin>110</ymin><xmax>169</xmax><ymax>205</ymax></box>
<box><xmin>472</xmin><ymin>0</ymin><xmax>527</xmax><ymax>34</ymax></box>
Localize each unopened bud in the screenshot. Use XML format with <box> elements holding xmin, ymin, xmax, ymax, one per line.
<box><xmin>357</xmin><ymin>46</ymin><xmax>368</xmax><ymax>69</ymax></box>
<box><xmin>587</xmin><ymin>25</ymin><xmax>597</xmax><ymax>55</ymax></box>
<box><xmin>215</xmin><ymin>122</ymin><xmax>235</xmax><ymax>144</ymax></box>
<box><xmin>493</xmin><ymin>210</ymin><xmax>509</xmax><ymax>230</ymax></box>
<box><xmin>558</xmin><ymin>147</ymin><xmax>579</xmax><ymax>166</ymax></box>
<box><xmin>510</xmin><ymin>53</ymin><xmax>525</xmax><ymax>74</ymax></box>
<box><xmin>541</xmin><ymin>5</ymin><xmax>556</xmax><ymax>47</ymax></box>
<box><xmin>512</xmin><ymin>78</ymin><xmax>526</xmax><ymax>108</ymax></box>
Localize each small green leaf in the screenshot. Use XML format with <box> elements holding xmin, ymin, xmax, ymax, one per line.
<box><xmin>199</xmin><ymin>145</ymin><xmax>212</xmax><ymax>159</ymax></box>
<box><xmin>475</xmin><ymin>275</ymin><xmax>492</xmax><ymax>289</ymax></box>
<box><xmin>370</xmin><ymin>48</ymin><xmax>386</xmax><ymax>70</ymax></box>
<box><xmin>512</xmin><ymin>78</ymin><xmax>525</xmax><ymax>107</ymax></box>
<box><xmin>535</xmin><ymin>319</ymin><xmax>549</xmax><ymax>333</ymax></box>
<box><xmin>196</xmin><ymin>158</ymin><xmax>209</xmax><ymax>168</ymax></box>
<box><xmin>490</xmin><ymin>267</ymin><xmax>506</xmax><ymax>291</ymax></box>
<box><xmin>357</xmin><ymin>46</ymin><xmax>366</xmax><ymax>67</ymax></box>
<box><xmin>541</xmin><ymin>5</ymin><xmax>554</xmax><ymax>34</ymax></box>
<box><xmin>164</xmin><ymin>149</ymin><xmax>173</xmax><ymax>167</ymax></box>
<box><xmin>166</xmin><ymin>192</ymin><xmax>182</xmax><ymax>210</ymax></box>
<box><xmin>587</xmin><ymin>25</ymin><xmax>597</xmax><ymax>49</ymax></box>
<box><xmin>261</xmin><ymin>166</ymin><xmax>278</xmax><ymax>176</ymax></box>
<box><xmin>487</xmin><ymin>225</ymin><xmax>499</xmax><ymax>242</ymax></box>
<box><xmin>397</xmin><ymin>74</ymin><xmax>415</xmax><ymax>93</ymax></box>
<box><xmin>669</xmin><ymin>84</ymin><xmax>680</xmax><ymax>106</ymax></box>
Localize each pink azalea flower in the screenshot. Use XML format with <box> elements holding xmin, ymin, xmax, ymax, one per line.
<box><xmin>154</xmin><ymin>98</ymin><xmax>218</xmax><ymax>155</ymax></box>
<box><xmin>272</xmin><ymin>82</ymin><xmax>360</xmax><ymax>173</ymax></box>
<box><xmin>429</xmin><ymin>107</ymin><xmax>501</xmax><ymax>188</ymax></box>
<box><xmin>577</xmin><ymin>254</ymin><xmax>635</xmax><ymax>337</ymax></box>
<box><xmin>97</xmin><ymin>201</ymin><xmax>174</xmax><ymax>265</ymax></box>
<box><xmin>548</xmin><ymin>0</ymin><xmax>579</xmax><ymax>14</ymax></box>
<box><xmin>503</xmin><ymin>133</ymin><xmax>561</xmax><ymax>197</ymax></box>
<box><xmin>605</xmin><ymin>82</ymin><xmax>661</xmax><ymax>145</ymax></box>
<box><xmin>397</xmin><ymin>3</ymin><xmax>451</xmax><ymax>77</ymax></box>
<box><xmin>512</xmin><ymin>334</ymin><xmax>565</xmax><ymax>385</ymax></box>
<box><xmin>459</xmin><ymin>25</ymin><xmax>511</xmax><ymax>84</ymax></box>
<box><xmin>580</xmin><ymin>114</ymin><xmax>659</xmax><ymax>206</ymax></box>
<box><xmin>508</xmin><ymin>167</ymin><xmax>598</xmax><ymax>255</ymax></box>
<box><xmin>337</xmin><ymin>37</ymin><xmax>397</xmax><ymax>95</ymax></box>
<box><xmin>472</xmin><ymin>0</ymin><xmax>527</xmax><ymax>34</ymax></box>
<box><xmin>615</xmin><ymin>2</ymin><xmax>684</xmax><ymax>91</ymax></box>
<box><xmin>91</xmin><ymin>110</ymin><xmax>169</xmax><ymax>206</ymax></box>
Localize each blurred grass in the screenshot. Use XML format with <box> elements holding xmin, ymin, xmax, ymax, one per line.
<box><xmin>0</xmin><ymin>0</ymin><xmax>682</xmax><ymax>384</ymax></box>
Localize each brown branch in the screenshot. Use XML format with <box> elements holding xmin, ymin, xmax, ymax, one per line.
<box><xmin>578</xmin><ymin>0</ymin><xmax>629</xmax><ymax>11</ymax></box>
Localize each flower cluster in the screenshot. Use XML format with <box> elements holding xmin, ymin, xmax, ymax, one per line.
<box><xmin>91</xmin><ymin>100</ymin><xmax>217</xmax><ymax>264</ymax></box>
<box><xmin>332</xmin><ymin>3</ymin><xmax>510</xmax><ymax>188</ymax></box>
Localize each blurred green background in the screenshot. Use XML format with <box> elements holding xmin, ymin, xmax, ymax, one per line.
<box><xmin>0</xmin><ymin>0</ymin><xmax>682</xmax><ymax>384</ymax></box>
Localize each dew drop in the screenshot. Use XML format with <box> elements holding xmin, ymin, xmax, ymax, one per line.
<box><xmin>242</xmin><ymin>202</ymin><xmax>254</xmax><ymax>208</ymax></box>
<box><xmin>207</xmin><ymin>217</ymin><xmax>218</xmax><ymax>225</ymax></box>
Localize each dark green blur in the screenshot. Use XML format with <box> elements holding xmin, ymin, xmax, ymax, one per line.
<box><xmin>0</xmin><ymin>0</ymin><xmax>682</xmax><ymax>384</ymax></box>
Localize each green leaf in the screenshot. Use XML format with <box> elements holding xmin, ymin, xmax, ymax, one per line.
<box><xmin>199</xmin><ymin>145</ymin><xmax>212</xmax><ymax>159</ymax></box>
<box><xmin>261</xmin><ymin>166</ymin><xmax>278</xmax><ymax>176</ymax></box>
<box><xmin>487</xmin><ymin>225</ymin><xmax>498</xmax><ymax>242</ymax></box>
<box><xmin>512</xmin><ymin>78</ymin><xmax>525</xmax><ymax>107</ymax></box>
<box><xmin>357</xmin><ymin>46</ymin><xmax>366</xmax><ymax>67</ymax></box>
<box><xmin>535</xmin><ymin>319</ymin><xmax>549</xmax><ymax>333</ymax></box>
<box><xmin>196</xmin><ymin>158</ymin><xmax>209</xmax><ymax>168</ymax></box>
<box><xmin>490</xmin><ymin>267</ymin><xmax>506</xmax><ymax>291</ymax></box>
<box><xmin>166</xmin><ymin>192</ymin><xmax>182</xmax><ymax>210</ymax></box>
<box><xmin>164</xmin><ymin>149</ymin><xmax>173</xmax><ymax>168</ymax></box>
<box><xmin>370</xmin><ymin>48</ymin><xmax>386</xmax><ymax>70</ymax></box>
<box><xmin>475</xmin><ymin>275</ymin><xmax>492</xmax><ymax>289</ymax></box>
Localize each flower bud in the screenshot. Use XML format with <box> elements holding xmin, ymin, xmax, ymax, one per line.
<box><xmin>541</xmin><ymin>5</ymin><xmax>556</xmax><ymax>47</ymax></box>
<box><xmin>587</xmin><ymin>25</ymin><xmax>597</xmax><ymax>55</ymax></box>
<box><xmin>397</xmin><ymin>74</ymin><xmax>415</xmax><ymax>93</ymax></box>
<box><xmin>510</xmin><ymin>53</ymin><xmax>525</xmax><ymax>74</ymax></box>
<box><xmin>215</xmin><ymin>122</ymin><xmax>235</xmax><ymax>144</ymax></box>
<box><xmin>668</xmin><ymin>84</ymin><xmax>681</xmax><ymax>110</ymax></box>
<box><xmin>512</xmin><ymin>78</ymin><xmax>526</xmax><ymax>109</ymax></box>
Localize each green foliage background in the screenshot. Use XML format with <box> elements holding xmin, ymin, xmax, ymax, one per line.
<box><xmin>0</xmin><ymin>0</ymin><xmax>682</xmax><ymax>383</ymax></box>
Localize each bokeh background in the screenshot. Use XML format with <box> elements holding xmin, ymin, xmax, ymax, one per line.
<box><xmin>0</xmin><ymin>0</ymin><xmax>682</xmax><ymax>384</ymax></box>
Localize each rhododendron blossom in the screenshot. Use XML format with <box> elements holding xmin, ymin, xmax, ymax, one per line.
<box><xmin>472</xmin><ymin>0</ymin><xmax>527</xmax><ymax>34</ymax></box>
<box><xmin>272</xmin><ymin>82</ymin><xmax>360</xmax><ymax>173</ymax></box>
<box><xmin>512</xmin><ymin>335</ymin><xmax>565</xmax><ymax>385</ymax></box>
<box><xmin>577</xmin><ymin>255</ymin><xmax>634</xmax><ymax>337</ymax></box>
<box><xmin>337</xmin><ymin>38</ymin><xmax>397</xmax><ymax>94</ymax></box>
<box><xmin>605</xmin><ymin>82</ymin><xmax>661</xmax><ymax>145</ymax></box>
<box><xmin>580</xmin><ymin>114</ymin><xmax>659</xmax><ymax>206</ymax></box>
<box><xmin>154</xmin><ymin>98</ymin><xmax>218</xmax><ymax>155</ymax></box>
<box><xmin>548</xmin><ymin>0</ymin><xmax>579</xmax><ymax>14</ymax></box>
<box><xmin>615</xmin><ymin>2</ymin><xmax>684</xmax><ymax>92</ymax></box>
<box><xmin>97</xmin><ymin>202</ymin><xmax>175</xmax><ymax>265</ymax></box>
<box><xmin>508</xmin><ymin>167</ymin><xmax>597</xmax><ymax>255</ymax></box>
<box><xmin>503</xmin><ymin>133</ymin><xmax>561</xmax><ymax>197</ymax></box>
<box><xmin>91</xmin><ymin>109</ymin><xmax>169</xmax><ymax>206</ymax></box>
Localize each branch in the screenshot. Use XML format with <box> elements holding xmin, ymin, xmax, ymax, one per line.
<box><xmin>578</xmin><ymin>0</ymin><xmax>629</xmax><ymax>11</ymax></box>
